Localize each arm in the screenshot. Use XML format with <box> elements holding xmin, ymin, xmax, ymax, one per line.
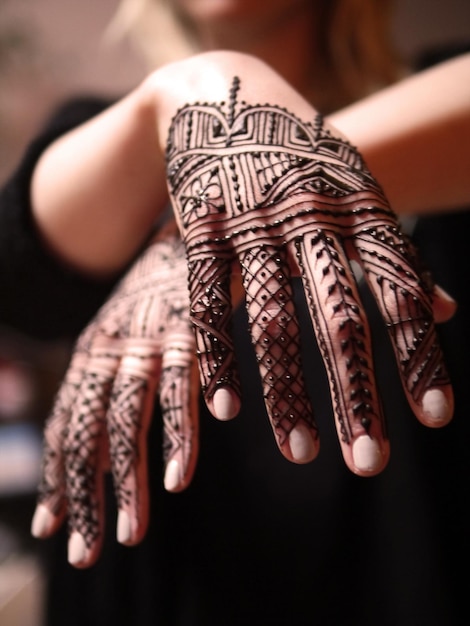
<box><xmin>329</xmin><ymin>52</ymin><xmax>470</xmax><ymax>215</ymax></box>
<box><xmin>28</xmin><ymin>50</ymin><xmax>457</xmax><ymax>568</ymax></box>
<box><xmin>28</xmin><ymin>52</ymin><xmax>470</xmax><ymax>283</ymax></box>
<box><xmin>30</xmin><ymin>89</ymin><xmax>169</xmax><ymax>277</ymax></box>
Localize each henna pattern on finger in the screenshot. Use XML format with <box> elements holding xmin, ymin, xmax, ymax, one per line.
<box><xmin>354</xmin><ymin>225</ymin><xmax>449</xmax><ymax>401</ymax></box>
<box><xmin>35</xmin><ymin>226</ymin><xmax>198</xmax><ymax>557</ymax></box>
<box><xmin>108</xmin><ymin>373</ymin><xmax>147</xmax><ymax>510</ymax></box>
<box><xmin>188</xmin><ymin>253</ymin><xmax>240</xmax><ymax>400</ymax></box>
<box><xmin>64</xmin><ymin>371</ymin><xmax>111</xmax><ymax>549</ymax></box>
<box><xmin>297</xmin><ymin>231</ymin><xmax>379</xmax><ymax>444</ymax></box>
<box><xmin>38</xmin><ymin>374</ymin><xmax>82</xmax><ymax>515</ymax></box>
<box><xmin>160</xmin><ymin>364</ymin><xmax>194</xmax><ymax>471</ymax></box>
<box><xmin>85</xmin><ymin>234</ymin><xmax>196</xmax><ymax>494</ymax></box>
<box><xmin>165</xmin><ymin>77</ymin><xmax>450</xmax><ymax>447</ymax></box>
<box><xmin>240</xmin><ymin>243</ymin><xmax>318</xmax><ymax>446</ymax></box>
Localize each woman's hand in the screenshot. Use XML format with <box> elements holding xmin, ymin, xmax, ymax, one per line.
<box><xmin>30</xmin><ymin>51</ymin><xmax>457</xmax><ymax>568</ymax></box>
<box><xmin>149</xmin><ymin>51</ymin><xmax>454</xmax><ymax>475</ymax></box>
<box><xmin>31</xmin><ymin>220</ymin><xmax>199</xmax><ymax>567</ymax></box>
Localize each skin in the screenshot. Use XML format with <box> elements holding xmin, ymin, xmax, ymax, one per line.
<box><xmin>32</xmin><ymin>221</ymin><xmax>199</xmax><ymax>567</ymax></box>
<box><xmin>151</xmin><ymin>50</ymin><xmax>453</xmax><ymax>424</ymax></box>
<box><xmin>330</xmin><ymin>52</ymin><xmax>470</xmax><ymax>214</ymax></box>
<box><xmin>31</xmin><ymin>51</ymin><xmax>470</xmax><ymax>277</ymax></box>
<box><xmin>27</xmin><ymin>0</ymin><xmax>468</xmax><ymax>570</ymax></box>
<box><xmin>30</xmin><ymin>50</ymin><xmax>464</xmax><ymax>567</ymax></box>
<box><xmin>170</xmin><ymin>0</ymin><xmax>324</xmax><ymax>102</ymax></box>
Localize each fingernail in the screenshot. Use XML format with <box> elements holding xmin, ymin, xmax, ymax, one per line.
<box><xmin>288</xmin><ymin>423</ymin><xmax>318</xmax><ymax>463</ymax></box>
<box><xmin>117</xmin><ymin>510</ymin><xmax>132</xmax><ymax>544</ymax></box>
<box><xmin>31</xmin><ymin>504</ymin><xmax>54</xmax><ymax>538</ymax></box>
<box><xmin>68</xmin><ymin>532</ymin><xmax>87</xmax><ymax>566</ymax></box>
<box><xmin>164</xmin><ymin>459</ymin><xmax>181</xmax><ymax>492</ymax></box>
<box><xmin>422</xmin><ymin>388</ymin><xmax>450</xmax><ymax>422</ymax></box>
<box><xmin>352</xmin><ymin>436</ymin><xmax>383</xmax><ymax>472</ymax></box>
<box><xmin>213</xmin><ymin>387</ymin><xmax>240</xmax><ymax>421</ymax></box>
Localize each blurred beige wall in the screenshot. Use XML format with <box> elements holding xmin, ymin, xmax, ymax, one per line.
<box><xmin>0</xmin><ymin>0</ymin><xmax>145</xmax><ymax>183</ymax></box>
<box><xmin>0</xmin><ymin>0</ymin><xmax>469</xmax><ymax>183</ymax></box>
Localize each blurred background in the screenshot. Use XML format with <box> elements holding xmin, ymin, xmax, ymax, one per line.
<box><xmin>0</xmin><ymin>1</ymin><xmax>469</xmax><ymax>624</ymax></box>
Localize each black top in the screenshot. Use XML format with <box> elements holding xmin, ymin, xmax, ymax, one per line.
<box><xmin>1</xmin><ymin>91</ymin><xmax>469</xmax><ymax>626</ymax></box>
<box><xmin>0</xmin><ymin>97</ymin><xmax>118</xmax><ymax>339</ymax></box>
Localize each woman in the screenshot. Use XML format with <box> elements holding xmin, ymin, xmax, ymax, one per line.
<box><xmin>1</xmin><ymin>1</ymin><xmax>469</xmax><ymax>624</ymax></box>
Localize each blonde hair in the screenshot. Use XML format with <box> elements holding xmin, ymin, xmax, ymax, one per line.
<box><xmin>106</xmin><ymin>0</ymin><xmax>402</xmax><ymax>111</ymax></box>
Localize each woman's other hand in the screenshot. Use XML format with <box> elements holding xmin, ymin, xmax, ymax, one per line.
<box><xmin>31</xmin><ymin>220</ymin><xmax>199</xmax><ymax>567</ymax></box>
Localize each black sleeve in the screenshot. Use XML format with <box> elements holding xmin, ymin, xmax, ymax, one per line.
<box><xmin>0</xmin><ymin>96</ymin><xmax>121</xmax><ymax>341</ymax></box>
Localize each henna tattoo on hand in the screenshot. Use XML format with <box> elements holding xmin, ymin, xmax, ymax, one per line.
<box><xmin>63</xmin><ymin>370</ymin><xmax>111</xmax><ymax>551</ymax></box>
<box><xmin>165</xmin><ymin>77</ymin><xmax>451</xmax><ymax>471</ymax></box>
<box><xmin>33</xmin><ymin>226</ymin><xmax>198</xmax><ymax>565</ymax></box>
<box><xmin>37</xmin><ymin>360</ymin><xmax>84</xmax><ymax>516</ymax></box>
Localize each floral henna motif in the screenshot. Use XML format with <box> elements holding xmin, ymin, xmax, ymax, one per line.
<box><xmin>165</xmin><ymin>77</ymin><xmax>450</xmax><ymax>463</ymax></box>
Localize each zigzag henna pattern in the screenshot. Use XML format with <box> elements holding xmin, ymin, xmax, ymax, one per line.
<box><xmin>165</xmin><ymin>77</ymin><xmax>450</xmax><ymax>455</ymax></box>
<box><xmin>188</xmin><ymin>253</ymin><xmax>239</xmax><ymax>399</ymax></box>
<box><xmin>160</xmin><ymin>364</ymin><xmax>194</xmax><ymax>470</ymax></box>
<box><xmin>354</xmin><ymin>225</ymin><xmax>447</xmax><ymax>401</ymax></box>
<box><xmin>108</xmin><ymin>373</ymin><xmax>147</xmax><ymax>510</ymax></box>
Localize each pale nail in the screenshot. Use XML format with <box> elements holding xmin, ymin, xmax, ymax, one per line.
<box><xmin>68</xmin><ymin>532</ymin><xmax>87</xmax><ymax>566</ymax></box>
<box><xmin>213</xmin><ymin>387</ymin><xmax>240</xmax><ymax>421</ymax></box>
<box><xmin>31</xmin><ymin>504</ymin><xmax>55</xmax><ymax>538</ymax></box>
<box><xmin>422</xmin><ymin>388</ymin><xmax>449</xmax><ymax>422</ymax></box>
<box><xmin>288</xmin><ymin>423</ymin><xmax>318</xmax><ymax>463</ymax></box>
<box><xmin>352</xmin><ymin>436</ymin><xmax>383</xmax><ymax>472</ymax></box>
<box><xmin>117</xmin><ymin>510</ymin><xmax>132</xmax><ymax>544</ymax></box>
<box><xmin>164</xmin><ymin>459</ymin><xmax>181</xmax><ymax>492</ymax></box>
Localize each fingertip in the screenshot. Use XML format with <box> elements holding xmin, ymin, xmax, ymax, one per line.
<box><xmin>117</xmin><ymin>510</ymin><xmax>133</xmax><ymax>545</ymax></box>
<box><xmin>419</xmin><ymin>387</ymin><xmax>454</xmax><ymax>427</ymax></box>
<box><xmin>116</xmin><ymin>506</ymin><xmax>148</xmax><ymax>547</ymax></box>
<box><xmin>351</xmin><ymin>436</ymin><xmax>389</xmax><ymax>476</ymax></box>
<box><xmin>163</xmin><ymin>459</ymin><xmax>183</xmax><ymax>492</ymax></box>
<box><xmin>68</xmin><ymin>532</ymin><xmax>91</xmax><ymax>568</ymax></box>
<box><xmin>287</xmin><ymin>423</ymin><xmax>319</xmax><ymax>464</ymax></box>
<box><xmin>210</xmin><ymin>387</ymin><xmax>240</xmax><ymax>421</ymax></box>
<box><xmin>31</xmin><ymin>503</ymin><xmax>57</xmax><ymax>538</ymax></box>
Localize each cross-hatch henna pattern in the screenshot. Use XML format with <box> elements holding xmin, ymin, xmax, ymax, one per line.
<box><xmin>37</xmin><ymin>233</ymin><xmax>196</xmax><ymax>553</ymax></box>
<box><xmin>165</xmin><ymin>76</ymin><xmax>449</xmax><ymax>452</ymax></box>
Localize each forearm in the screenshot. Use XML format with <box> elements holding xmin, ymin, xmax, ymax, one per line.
<box><xmin>31</xmin><ymin>84</ymin><xmax>167</xmax><ymax>277</ymax></box>
<box><xmin>328</xmin><ymin>53</ymin><xmax>470</xmax><ymax>215</ymax></box>
<box><xmin>29</xmin><ymin>51</ymin><xmax>470</xmax><ymax>281</ymax></box>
